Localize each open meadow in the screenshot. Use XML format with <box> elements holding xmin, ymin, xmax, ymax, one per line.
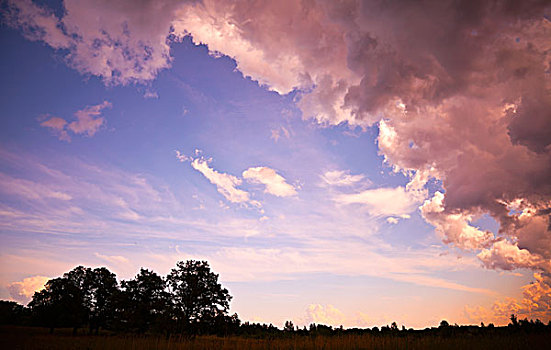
<box><xmin>2</xmin><ymin>326</ymin><xmax>549</xmax><ymax>350</ymax></box>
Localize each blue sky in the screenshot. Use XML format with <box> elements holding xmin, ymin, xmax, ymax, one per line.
<box><xmin>1</xmin><ymin>0</ymin><xmax>550</xmax><ymax>328</ymax></box>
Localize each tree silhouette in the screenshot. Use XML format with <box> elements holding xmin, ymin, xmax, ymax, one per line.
<box><xmin>0</xmin><ymin>300</ymin><xmax>28</xmax><ymax>325</ymax></box>
<box><xmin>64</xmin><ymin>266</ymin><xmax>118</xmax><ymax>334</ymax></box>
<box><xmin>166</xmin><ymin>260</ymin><xmax>231</xmax><ymax>334</ymax></box>
<box><xmin>510</xmin><ymin>314</ymin><xmax>518</xmax><ymax>327</ymax></box>
<box><xmin>29</xmin><ymin>277</ymin><xmax>87</xmax><ymax>334</ymax></box>
<box><xmin>284</xmin><ymin>320</ymin><xmax>295</xmax><ymax>332</ymax></box>
<box><xmin>88</xmin><ymin>267</ymin><xmax>118</xmax><ymax>333</ymax></box>
<box><xmin>118</xmin><ymin>268</ymin><xmax>169</xmax><ymax>333</ymax></box>
<box><xmin>6</xmin><ymin>260</ymin><xmax>551</xmax><ymax>340</ymax></box>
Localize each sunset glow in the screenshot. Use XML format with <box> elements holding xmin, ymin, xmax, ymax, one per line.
<box><xmin>1</xmin><ymin>0</ymin><xmax>550</xmax><ymax>329</ymax></box>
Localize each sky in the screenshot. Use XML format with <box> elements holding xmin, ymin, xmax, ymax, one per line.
<box><xmin>0</xmin><ymin>0</ymin><xmax>550</xmax><ymax>329</ymax></box>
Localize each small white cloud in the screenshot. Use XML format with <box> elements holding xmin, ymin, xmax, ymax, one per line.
<box><xmin>68</xmin><ymin>101</ymin><xmax>111</xmax><ymax>137</ymax></box>
<box><xmin>387</xmin><ymin>217</ymin><xmax>399</xmax><ymax>224</ymax></box>
<box><xmin>40</xmin><ymin>115</ymin><xmax>70</xmax><ymax>141</ymax></box>
<box><xmin>39</xmin><ymin>101</ymin><xmax>111</xmax><ymax>141</ymax></box>
<box><xmin>270</xmin><ymin>126</ymin><xmax>291</xmax><ymax>142</ymax></box>
<box><xmin>243</xmin><ymin>166</ymin><xmax>297</xmax><ymax>197</ymax></box>
<box><xmin>270</xmin><ymin>129</ymin><xmax>280</xmax><ymax>142</ymax></box>
<box><xmin>143</xmin><ymin>90</ymin><xmax>159</xmax><ymax>99</ymax></box>
<box><xmin>175</xmin><ymin>150</ymin><xmax>190</xmax><ymax>162</ymax></box>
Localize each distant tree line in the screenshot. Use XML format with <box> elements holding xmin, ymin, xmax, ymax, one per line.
<box><xmin>1</xmin><ymin>260</ymin><xmax>550</xmax><ymax>339</ymax></box>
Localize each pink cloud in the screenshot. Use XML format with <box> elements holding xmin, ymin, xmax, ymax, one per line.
<box><xmin>242</xmin><ymin>167</ymin><xmax>297</xmax><ymax>197</ymax></box>
<box><xmin>7</xmin><ymin>275</ymin><xmax>50</xmax><ymax>304</ymax></box>
<box><xmin>68</xmin><ymin>101</ymin><xmax>111</xmax><ymax>137</ymax></box>
<box><xmin>175</xmin><ymin>1</ymin><xmax>551</xmax><ymax>278</ymax></box>
<box><xmin>0</xmin><ymin>173</ymin><xmax>72</xmax><ymax>201</ymax></box>
<box><xmin>477</xmin><ymin>240</ymin><xmax>551</xmax><ymax>273</ymax></box>
<box><xmin>465</xmin><ymin>273</ymin><xmax>551</xmax><ymax>324</ymax></box>
<box><xmin>304</xmin><ymin>304</ymin><xmax>345</xmax><ymax>326</ymax></box>
<box><xmin>5</xmin><ymin>0</ymin><xmax>180</xmax><ymax>85</ymax></box>
<box><xmin>3</xmin><ymin>0</ymin><xmax>71</xmax><ymax>49</ymax></box>
<box><xmin>38</xmin><ymin>101</ymin><xmax>111</xmax><ymax>140</ymax></box>
<box><xmin>39</xmin><ymin>116</ymin><xmax>70</xmax><ymax>141</ymax></box>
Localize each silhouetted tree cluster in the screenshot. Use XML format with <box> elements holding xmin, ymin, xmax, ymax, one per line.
<box><xmin>2</xmin><ymin>260</ymin><xmax>551</xmax><ymax>340</ymax></box>
<box><xmin>3</xmin><ymin>260</ymin><xmax>236</xmax><ymax>336</ymax></box>
<box><xmin>0</xmin><ymin>300</ymin><xmax>29</xmax><ymax>325</ymax></box>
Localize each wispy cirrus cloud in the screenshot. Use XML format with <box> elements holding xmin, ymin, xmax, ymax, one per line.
<box><xmin>0</xmin><ymin>173</ymin><xmax>72</xmax><ymax>201</ymax></box>
<box><xmin>333</xmin><ymin>171</ymin><xmax>427</xmax><ymax>219</ymax></box>
<box><xmin>191</xmin><ymin>157</ymin><xmax>254</xmax><ymax>205</ymax></box>
<box><xmin>0</xmin><ymin>148</ymin><xmax>180</xmax><ymax>236</ymax></box>
<box><xmin>94</xmin><ymin>252</ymin><xmax>129</xmax><ymax>265</ymax></box>
<box><xmin>270</xmin><ymin>126</ymin><xmax>290</xmax><ymax>143</ymax></box>
<box><xmin>143</xmin><ymin>241</ymin><xmax>490</xmax><ymax>295</ymax></box>
<box><xmin>320</xmin><ymin>170</ymin><xmax>365</xmax><ymax>187</ymax></box>
<box><xmin>334</xmin><ymin>186</ymin><xmax>421</xmax><ymax>218</ymax></box>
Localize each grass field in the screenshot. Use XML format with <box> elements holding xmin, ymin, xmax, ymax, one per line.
<box><xmin>1</xmin><ymin>326</ymin><xmax>549</xmax><ymax>350</ymax></box>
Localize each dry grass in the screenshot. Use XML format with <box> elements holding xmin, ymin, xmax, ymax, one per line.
<box><xmin>1</xmin><ymin>326</ymin><xmax>548</xmax><ymax>349</ymax></box>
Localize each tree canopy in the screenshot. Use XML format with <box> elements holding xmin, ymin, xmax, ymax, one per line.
<box><xmin>24</xmin><ymin>260</ymin><xmax>234</xmax><ymax>335</ymax></box>
<box><xmin>167</xmin><ymin>260</ymin><xmax>231</xmax><ymax>332</ymax></box>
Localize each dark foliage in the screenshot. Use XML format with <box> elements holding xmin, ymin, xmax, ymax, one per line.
<box><xmin>6</xmin><ymin>260</ymin><xmax>235</xmax><ymax>336</ymax></box>
<box><xmin>166</xmin><ymin>260</ymin><xmax>232</xmax><ymax>335</ymax></box>
<box><xmin>0</xmin><ymin>300</ymin><xmax>29</xmax><ymax>325</ymax></box>
<box><xmin>63</xmin><ymin>266</ymin><xmax>119</xmax><ymax>334</ymax></box>
<box><xmin>2</xmin><ymin>260</ymin><xmax>550</xmax><ymax>339</ymax></box>
<box><xmin>116</xmin><ymin>268</ymin><xmax>170</xmax><ymax>333</ymax></box>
